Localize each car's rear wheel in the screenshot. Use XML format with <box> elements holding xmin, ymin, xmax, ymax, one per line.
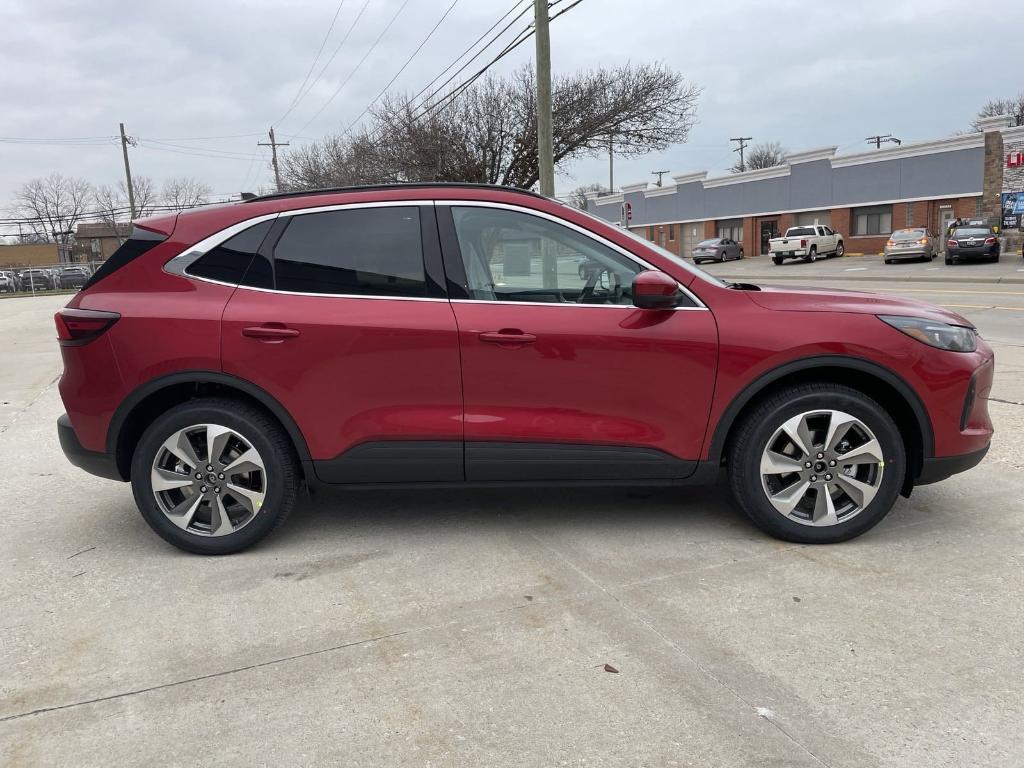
<box><xmin>773</xmin><ymin>256</ymin><xmax>783</xmax><ymax>265</ymax></box>
<box><xmin>945</xmin><ymin>255</ymin><xmax>954</xmax><ymax>265</ymax></box>
<box><xmin>807</xmin><ymin>247</ymin><xmax>817</xmax><ymax>263</ymax></box>
<box><xmin>728</xmin><ymin>383</ymin><xmax>905</xmax><ymax>543</ymax></box>
<box><xmin>130</xmin><ymin>398</ymin><xmax>299</xmax><ymax>554</ymax></box>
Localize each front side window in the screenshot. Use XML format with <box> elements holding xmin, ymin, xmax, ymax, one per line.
<box><xmin>273</xmin><ymin>207</ymin><xmax>425</xmax><ymax>297</ymax></box>
<box><xmin>450</xmin><ymin>206</ymin><xmax>642</xmax><ymax>305</ymax></box>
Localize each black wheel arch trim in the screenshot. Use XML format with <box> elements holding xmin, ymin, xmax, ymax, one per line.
<box><xmin>707</xmin><ymin>354</ymin><xmax>934</xmax><ymax>465</ymax></box>
<box><xmin>107</xmin><ymin>370</ymin><xmax>312</xmax><ymax>465</ymax></box>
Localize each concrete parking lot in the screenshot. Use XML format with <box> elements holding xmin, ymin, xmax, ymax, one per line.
<box><xmin>1</xmin><ymin>280</ymin><xmax>1022</xmax><ymax>767</ymax></box>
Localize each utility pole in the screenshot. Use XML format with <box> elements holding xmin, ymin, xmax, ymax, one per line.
<box><xmin>608</xmin><ymin>134</ymin><xmax>614</xmax><ymax>192</ymax></box>
<box><xmin>730</xmin><ymin>136</ymin><xmax>752</xmax><ymax>172</ymax></box>
<box><xmin>651</xmin><ymin>170</ymin><xmax>669</xmax><ymax>187</ymax></box>
<box><xmin>259</xmin><ymin>127</ymin><xmax>290</xmax><ymax>192</ymax></box>
<box><xmin>119</xmin><ymin>123</ymin><xmax>137</xmax><ymax>220</ymax></box>
<box><xmin>534</xmin><ymin>0</ymin><xmax>554</xmax><ymax>198</ymax></box>
<box><xmin>865</xmin><ymin>134</ymin><xmax>902</xmax><ymax>149</ymax></box>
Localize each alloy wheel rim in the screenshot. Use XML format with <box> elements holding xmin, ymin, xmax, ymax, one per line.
<box><xmin>759</xmin><ymin>409</ymin><xmax>884</xmax><ymax>527</ymax></box>
<box><xmin>150</xmin><ymin>424</ymin><xmax>267</xmax><ymax>537</ymax></box>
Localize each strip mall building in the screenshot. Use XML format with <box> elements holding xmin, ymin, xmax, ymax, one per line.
<box><xmin>584</xmin><ymin>115</ymin><xmax>1024</xmax><ymax>257</ymax></box>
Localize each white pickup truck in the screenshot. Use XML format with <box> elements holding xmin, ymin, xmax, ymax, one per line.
<box><xmin>769</xmin><ymin>225</ymin><xmax>844</xmax><ymax>264</ymax></box>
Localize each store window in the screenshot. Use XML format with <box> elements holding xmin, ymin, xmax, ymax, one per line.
<box><xmin>717</xmin><ymin>218</ymin><xmax>743</xmax><ymax>242</ymax></box>
<box><xmin>852</xmin><ymin>205</ymin><xmax>892</xmax><ymax>236</ymax></box>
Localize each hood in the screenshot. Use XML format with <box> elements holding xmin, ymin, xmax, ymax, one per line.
<box><xmin>745</xmin><ymin>284</ymin><xmax>973</xmax><ymax>327</ymax></box>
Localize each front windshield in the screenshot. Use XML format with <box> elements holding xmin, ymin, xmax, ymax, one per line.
<box><xmin>570</xmin><ymin>206</ymin><xmax>725</xmax><ymax>286</ymax></box>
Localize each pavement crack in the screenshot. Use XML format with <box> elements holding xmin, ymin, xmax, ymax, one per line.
<box><xmin>988</xmin><ymin>396</ymin><xmax>1024</xmax><ymax>407</ymax></box>
<box><xmin>0</xmin><ymin>373</ymin><xmax>60</xmax><ymax>437</ymax></box>
<box><xmin>0</xmin><ymin>628</ymin><xmax>409</xmax><ymax>723</ymax></box>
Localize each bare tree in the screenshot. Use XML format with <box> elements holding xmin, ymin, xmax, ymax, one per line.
<box><xmin>568</xmin><ymin>183</ymin><xmax>608</xmax><ymax>209</ymax></box>
<box><xmin>92</xmin><ymin>177</ymin><xmax>158</xmax><ymax>243</ymax></box>
<box><xmin>730</xmin><ymin>141</ymin><xmax>787</xmax><ymax>173</ymax></box>
<box><xmin>973</xmin><ymin>93</ymin><xmax>1024</xmax><ymax>129</ymax></box>
<box><xmin>129</xmin><ymin>177</ymin><xmax>158</xmax><ymax>217</ymax></box>
<box><xmin>282</xmin><ymin>63</ymin><xmax>700</xmax><ymax>191</ymax></box>
<box><xmin>162</xmin><ymin>176</ymin><xmax>212</xmax><ymax>211</ymax></box>
<box><xmin>13</xmin><ymin>173</ymin><xmax>93</xmax><ymax>246</ymax></box>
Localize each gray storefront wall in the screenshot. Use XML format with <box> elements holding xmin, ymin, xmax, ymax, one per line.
<box><xmin>587</xmin><ymin>137</ymin><xmax>984</xmax><ymax>227</ymax></box>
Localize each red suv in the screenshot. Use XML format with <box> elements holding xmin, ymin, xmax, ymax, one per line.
<box><xmin>56</xmin><ymin>184</ymin><xmax>994</xmax><ymax>554</ymax></box>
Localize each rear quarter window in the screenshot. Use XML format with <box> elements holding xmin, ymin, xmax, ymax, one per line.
<box><xmin>187</xmin><ymin>220</ymin><xmax>274</xmax><ymax>286</ymax></box>
<box><xmin>82</xmin><ymin>226</ymin><xmax>167</xmax><ymax>290</ymax></box>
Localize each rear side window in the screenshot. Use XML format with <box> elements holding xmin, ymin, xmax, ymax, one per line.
<box><xmin>273</xmin><ymin>207</ymin><xmax>425</xmax><ymax>297</ymax></box>
<box><xmin>82</xmin><ymin>226</ymin><xmax>166</xmax><ymax>290</ymax></box>
<box><xmin>188</xmin><ymin>220</ymin><xmax>274</xmax><ymax>285</ymax></box>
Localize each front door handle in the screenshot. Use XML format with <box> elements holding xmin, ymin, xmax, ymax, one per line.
<box><xmin>242</xmin><ymin>324</ymin><xmax>300</xmax><ymax>342</ymax></box>
<box><xmin>479</xmin><ymin>329</ymin><xmax>537</xmax><ymax>345</ymax></box>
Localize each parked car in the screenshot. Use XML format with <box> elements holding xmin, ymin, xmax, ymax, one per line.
<box><xmin>945</xmin><ymin>224</ymin><xmax>1000</xmax><ymax>265</ymax></box>
<box><xmin>769</xmin><ymin>225</ymin><xmax>844</xmax><ymax>264</ymax></box>
<box><xmin>18</xmin><ymin>268</ymin><xmax>56</xmax><ymax>290</ymax></box>
<box><xmin>57</xmin><ymin>266</ymin><xmax>91</xmax><ymax>289</ymax></box>
<box><xmin>883</xmin><ymin>228</ymin><xmax>937</xmax><ymax>263</ymax></box>
<box><xmin>0</xmin><ymin>270</ymin><xmax>17</xmax><ymax>293</ymax></box>
<box><xmin>692</xmin><ymin>237</ymin><xmax>743</xmax><ymax>263</ymax></box>
<box><xmin>56</xmin><ymin>183</ymin><xmax>993</xmax><ymax>554</ymax></box>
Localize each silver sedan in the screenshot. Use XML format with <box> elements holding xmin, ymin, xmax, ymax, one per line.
<box><xmin>883</xmin><ymin>228</ymin><xmax>937</xmax><ymax>263</ymax></box>
<box><xmin>692</xmin><ymin>237</ymin><xmax>743</xmax><ymax>263</ymax></box>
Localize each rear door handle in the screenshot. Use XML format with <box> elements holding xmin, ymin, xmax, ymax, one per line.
<box><xmin>242</xmin><ymin>324</ymin><xmax>300</xmax><ymax>341</ymax></box>
<box><xmin>479</xmin><ymin>330</ymin><xmax>536</xmax><ymax>345</ymax></box>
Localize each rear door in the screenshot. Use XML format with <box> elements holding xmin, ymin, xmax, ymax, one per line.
<box><xmin>220</xmin><ymin>203</ymin><xmax>464</xmax><ymax>483</ymax></box>
<box><xmin>438</xmin><ymin>202</ymin><xmax>718</xmax><ymax>481</ymax></box>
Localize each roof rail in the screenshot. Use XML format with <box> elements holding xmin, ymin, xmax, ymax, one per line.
<box><xmin>244</xmin><ymin>182</ymin><xmax>548</xmax><ymax>203</ymax></box>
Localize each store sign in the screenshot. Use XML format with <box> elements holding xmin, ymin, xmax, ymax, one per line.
<box><xmin>1001</xmin><ymin>192</ymin><xmax>1024</xmax><ymax>229</ymax></box>
<box><xmin>1008</xmin><ymin>152</ymin><xmax>1024</xmax><ymax>168</ymax></box>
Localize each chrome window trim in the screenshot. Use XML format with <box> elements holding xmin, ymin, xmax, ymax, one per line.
<box><xmin>436</xmin><ymin>199</ymin><xmax>708</xmax><ymax>310</ymax></box>
<box><xmin>163</xmin><ymin>197</ymin><xmax>708</xmax><ymax>310</ymax></box>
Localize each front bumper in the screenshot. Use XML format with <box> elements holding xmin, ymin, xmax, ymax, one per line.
<box><xmin>917</xmin><ymin>443</ymin><xmax>989</xmax><ymax>485</ymax></box>
<box><xmin>58</xmin><ymin>414</ymin><xmax>123</xmax><ymax>481</ymax></box>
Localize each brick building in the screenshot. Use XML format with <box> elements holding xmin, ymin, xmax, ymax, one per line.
<box><xmin>585</xmin><ymin>116</ymin><xmax>1024</xmax><ymax>258</ymax></box>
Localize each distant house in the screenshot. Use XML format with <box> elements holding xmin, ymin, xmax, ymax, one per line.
<box><xmin>73</xmin><ymin>222</ymin><xmax>132</xmax><ymax>261</ymax></box>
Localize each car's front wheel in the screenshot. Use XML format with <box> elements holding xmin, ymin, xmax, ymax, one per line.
<box><xmin>728</xmin><ymin>383</ymin><xmax>905</xmax><ymax>543</ymax></box>
<box><xmin>130</xmin><ymin>398</ymin><xmax>299</xmax><ymax>554</ymax></box>
<box><xmin>835</xmin><ymin>242</ymin><xmax>845</xmax><ymax>257</ymax></box>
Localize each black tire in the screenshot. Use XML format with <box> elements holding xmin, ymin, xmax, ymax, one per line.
<box><xmin>130</xmin><ymin>397</ymin><xmax>299</xmax><ymax>555</ymax></box>
<box><xmin>945</xmin><ymin>255</ymin><xmax>954</xmax><ymax>265</ymax></box>
<box><xmin>806</xmin><ymin>247</ymin><xmax>817</xmax><ymax>263</ymax></box>
<box><xmin>835</xmin><ymin>242</ymin><xmax>845</xmax><ymax>257</ymax></box>
<box><xmin>884</xmin><ymin>259</ymin><xmax>892</xmax><ymax>265</ymax></box>
<box><xmin>727</xmin><ymin>383</ymin><xmax>905</xmax><ymax>544</ymax></box>
<box><xmin>773</xmin><ymin>256</ymin><xmax>783</xmax><ymax>266</ymax></box>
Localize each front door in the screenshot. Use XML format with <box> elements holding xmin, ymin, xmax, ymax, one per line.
<box><xmin>439</xmin><ymin>203</ymin><xmax>719</xmax><ymax>481</ymax></box>
<box><xmin>760</xmin><ymin>220</ymin><xmax>779</xmax><ymax>255</ymax></box>
<box><xmin>221</xmin><ymin>203</ymin><xmax>464</xmax><ymax>483</ymax></box>
<box><xmin>939</xmin><ymin>209</ymin><xmax>956</xmax><ymax>252</ymax></box>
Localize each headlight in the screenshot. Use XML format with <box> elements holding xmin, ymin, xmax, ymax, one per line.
<box><xmin>878</xmin><ymin>315</ymin><xmax>977</xmax><ymax>352</ymax></box>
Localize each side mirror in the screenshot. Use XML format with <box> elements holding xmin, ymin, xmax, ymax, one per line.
<box><xmin>632</xmin><ymin>270</ymin><xmax>683</xmax><ymax>310</ymax></box>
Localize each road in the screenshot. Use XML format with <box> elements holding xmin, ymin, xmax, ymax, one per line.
<box><xmin>1</xmin><ymin>284</ymin><xmax>1022</xmax><ymax>767</ymax></box>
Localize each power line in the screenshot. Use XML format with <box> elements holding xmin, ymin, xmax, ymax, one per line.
<box><xmin>292</xmin><ymin>0</ymin><xmax>414</xmax><ymax>138</ymax></box>
<box><xmin>411</xmin><ymin>1</ymin><xmax>533</xmax><ymax>119</ymax></box>
<box><xmin>258</xmin><ymin>128</ymin><xmax>290</xmax><ymax>192</ymax></box>
<box><xmin>277</xmin><ymin>0</ymin><xmax>349</xmax><ymax>125</ymax></box>
<box><xmin>134</xmin><ymin>142</ymin><xmax>257</xmax><ymax>162</ymax></box>
<box><xmin>278</xmin><ymin>0</ymin><xmax>372</xmax><ymax>131</ymax></box>
<box><xmin>408</xmin><ymin>0</ymin><xmax>529</xmax><ymax>108</ymax></box>
<box><xmin>344</xmin><ymin>0</ymin><xmax>460</xmax><ymax>133</ymax></box>
<box><xmin>865</xmin><ymin>134</ymin><xmax>902</xmax><ymax>149</ymax></box>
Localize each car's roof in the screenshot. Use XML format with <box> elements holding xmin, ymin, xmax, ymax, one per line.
<box><xmin>243</xmin><ymin>182</ymin><xmax>548</xmax><ymax>205</ymax></box>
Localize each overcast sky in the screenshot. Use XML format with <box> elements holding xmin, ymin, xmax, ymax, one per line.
<box><xmin>0</xmin><ymin>0</ymin><xmax>1015</xmax><ymax>219</ymax></box>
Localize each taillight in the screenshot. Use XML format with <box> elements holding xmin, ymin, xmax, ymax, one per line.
<box><xmin>947</xmin><ymin>239</ymin><xmax>957</xmax><ymax>247</ymax></box>
<box><xmin>800</xmin><ymin>239</ymin><xmax>807</xmax><ymax>248</ymax></box>
<box><xmin>984</xmin><ymin>237</ymin><xmax>996</xmax><ymax>245</ymax></box>
<box><xmin>55</xmin><ymin>308</ymin><xmax>120</xmax><ymax>346</ymax></box>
